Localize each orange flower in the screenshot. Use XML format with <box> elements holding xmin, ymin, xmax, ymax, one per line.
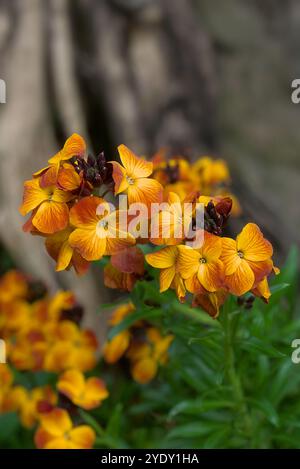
<box><xmin>221</xmin><ymin>223</ymin><xmax>273</xmax><ymax>296</ymax></box>
<box><xmin>251</xmin><ymin>277</ymin><xmax>271</xmax><ymax>303</ymax></box>
<box><xmin>104</xmin><ymin>246</ymin><xmax>145</xmax><ymax>292</ymax></box>
<box><xmin>111</xmin><ymin>145</ymin><xmax>163</xmax><ymax>210</ymax></box>
<box><xmin>57</xmin><ymin>163</ymin><xmax>83</xmax><ymax>192</ymax></box>
<box><xmin>45</xmin><ymin>227</ymin><xmax>90</xmax><ymax>275</ymax></box>
<box><xmin>127</xmin><ymin>328</ymin><xmax>173</xmax><ymax>384</ymax></box>
<box><xmin>57</xmin><ymin>370</ymin><xmax>108</xmax><ymax>410</ymax></box>
<box><xmin>34</xmin><ymin>134</ymin><xmax>86</xmax><ymax>181</ymax></box>
<box><xmin>44</xmin><ymin>320</ymin><xmax>98</xmax><ymax>372</ymax></box>
<box><xmin>177</xmin><ymin>232</ymin><xmax>224</xmax><ymax>293</ymax></box>
<box><xmin>35</xmin><ymin>408</ymin><xmax>95</xmax><ymax>449</ymax></box>
<box><xmin>150</xmin><ymin>192</ymin><xmax>191</xmax><ymax>245</ymax></box>
<box><xmin>192</xmin><ymin>289</ymin><xmax>228</xmax><ymax>318</ymax></box>
<box><xmin>68</xmin><ymin>196</ymin><xmax>135</xmax><ymax>261</ymax></box>
<box><xmin>103</xmin><ymin>303</ymin><xmax>134</xmax><ymax>363</ymax></box>
<box><xmin>0</xmin><ymin>270</ymin><xmax>28</xmax><ymax>302</ymax></box>
<box><xmin>146</xmin><ymin>246</ymin><xmax>186</xmax><ymax>301</ymax></box>
<box><xmin>19</xmin><ymin>176</ymin><xmax>73</xmax><ymax>234</ymax></box>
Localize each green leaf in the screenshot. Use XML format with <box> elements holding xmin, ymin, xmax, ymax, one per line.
<box><xmin>108</xmin><ymin>308</ymin><xmax>163</xmax><ymax>340</ymax></box>
<box><xmin>78</xmin><ymin>409</ymin><xmax>105</xmax><ymax>436</ymax></box>
<box><xmin>169</xmin><ymin>399</ymin><xmax>234</xmax><ymax>418</ymax></box>
<box><xmin>270</xmin><ymin>283</ymin><xmax>290</xmax><ymax>295</ymax></box>
<box><xmin>0</xmin><ymin>412</ymin><xmax>20</xmax><ymax>441</ymax></box>
<box><xmin>248</xmin><ymin>397</ymin><xmax>279</xmax><ymax>427</ymax></box>
<box><xmin>240</xmin><ymin>337</ymin><xmax>286</xmax><ymax>358</ymax></box>
<box><xmin>166</xmin><ymin>421</ymin><xmax>227</xmax><ymax>440</ymax></box>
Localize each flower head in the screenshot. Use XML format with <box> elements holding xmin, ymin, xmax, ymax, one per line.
<box><xmin>35</xmin><ymin>408</ymin><xmax>95</xmax><ymax>449</ymax></box>
<box><xmin>221</xmin><ymin>223</ymin><xmax>274</xmax><ymax>296</ymax></box>
<box><xmin>57</xmin><ymin>369</ymin><xmax>108</xmax><ymax>410</ymax></box>
<box><xmin>111</xmin><ymin>145</ymin><xmax>163</xmax><ymax>210</ymax></box>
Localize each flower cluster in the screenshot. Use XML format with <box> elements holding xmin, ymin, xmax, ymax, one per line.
<box><xmin>20</xmin><ymin>135</ymin><xmax>278</xmax><ymax>317</ymax></box>
<box><xmin>103</xmin><ymin>303</ymin><xmax>174</xmax><ymax>384</ymax></box>
<box><xmin>0</xmin><ymin>270</ymin><xmax>108</xmax><ymax>449</ymax></box>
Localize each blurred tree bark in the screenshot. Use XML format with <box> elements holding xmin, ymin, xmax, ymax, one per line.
<box><xmin>0</xmin><ymin>0</ymin><xmax>299</xmax><ymax>328</ymax></box>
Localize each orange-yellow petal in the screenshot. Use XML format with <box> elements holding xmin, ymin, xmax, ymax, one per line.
<box><xmin>19</xmin><ymin>179</ymin><xmax>49</xmax><ymax>216</ymax></box>
<box><xmin>146</xmin><ymin>246</ymin><xmax>178</xmax><ymax>269</ymax></box>
<box><xmin>103</xmin><ymin>330</ymin><xmax>130</xmax><ymax>364</ymax></box>
<box><xmin>118</xmin><ymin>144</ymin><xmax>153</xmax><ymax>178</ymax></box>
<box><xmin>69</xmin><ymin>196</ymin><xmax>104</xmax><ymax>229</ymax></box>
<box><xmin>48</xmin><ymin>134</ymin><xmax>86</xmax><ymax>164</ymax></box>
<box><xmin>237</xmin><ymin>223</ymin><xmax>273</xmax><ymax>261</ymax></box>
<box><xmin>177</xmin><ymin>245</ymin><xmax>200</xmax><ymax>279</ymax></box>
<box><xmin>111</xmin><ymin>161</ymin><xmax>129</xmax><ymax>195</ymax></box>
<box><xmin>57</xmin><ymin>369</ymin><xmax>85</xmax><ymax>401</ymax></box>
<box><xmin>159</xmin><ymin>266</ymin><xmax>176</xmax><ymax>292</ymax></box>
<box><xmin>225</xmin><ymin>259</ymin><xmax>255</xmax><ymax>296</ymax></box>
<box><xmin>69</xmin><ymin>426</ymin><xmax>95</xmax><ymax>449</ymax></box>
<box><xmin>198</xmin><ymin>260</ymin><xmax>224</xmax><ymax>292</ymax></box>
<box><xmin>32</xmin><ymin>201</ymin><xmax>69</xmax><ymax>234</ymax></box>
<box><xmin>57</xmin><ymin>164</ymin><xmax>81</xmax><ymax>191</ymax></box>
<box><xmin>68</xmin><ymin>227</ymin><xmax>106</xmax><ymax>261</ymax></box>
<box><xmin>40</xmin><ymin>408</ymin><xmax>72</xmax><ymax>437</ymax></box>
<box><xmin>127</xmin><ymin>178</ymin><xmax>163</xmax><ymax>209</ymax></box>
<box><xmin>221</xmin><ymin>237</ymin><xmax>241</xmax><ymax>276</ymax></box>
<box><xmin>131</xmin><ymin>357</ymin><xmax>157</xmax><ymax>384</ymax></box>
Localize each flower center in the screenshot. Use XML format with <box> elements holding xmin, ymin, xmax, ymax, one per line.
<box><xmin>126</xmin><ymin>175</ymin><xmax>135</xmax><ymax>185</ymax></box>
<box><xmin>200</xmin><ymin>257</ymin><xmax>207</xmax><ymax>264</ymax></box>
<box><xmin>99</xmin><ymin>220</ymin><xmax>109</xmax><ymax>230</ymax></box>
<box><xmin>237</xmin><ymin>250</ymin><xmax>244</xmax><ymax>258</ymax></box>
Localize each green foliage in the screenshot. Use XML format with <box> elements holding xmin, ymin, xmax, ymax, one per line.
<box><xmin>94</xmin><ymin>246</ymin><xmax>300</xmax><ymax>449</ymax></box>
<box><xmin>1</xmin><ymin>247</ymin><xmax>299</xmax><ymax>449</ymax></box>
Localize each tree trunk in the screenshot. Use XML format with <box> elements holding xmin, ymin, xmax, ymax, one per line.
<box><xmin>0</xmin><ymin>0</ymin><xmax>298</xmax><ymax>325</ymax></box>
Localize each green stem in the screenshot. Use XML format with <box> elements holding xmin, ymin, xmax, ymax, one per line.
<box><xmin>223</xmin><ymin>308</ymin><xmax>254</xmax><ymax>446</ymax></box>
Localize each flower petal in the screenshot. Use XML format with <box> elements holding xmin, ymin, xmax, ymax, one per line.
<box><xmin>128</xmin><ymin>178</ymin><xmax>163</xmax><ymax>210</ymax></box>
<box><xmin>146</xmin><ymin>246</ymin><xmax>178</xmax><ymax>269</ymax></box>
<box><xmin>221</xmin><ymin>237</ymin><xmax>241</xmax><ymax>275</ymax></box>
<box><xmin>103</xmin><ymin>330</ymin><xmax>131</xmax><ymax>364</ymax></box>
<box><xmin>68</xmin><ymin>228</ymin><xmax>106</xmax><ymax>261</ymax></box>
<box><xmin>57</xmin><ymin>369</ymin><xmax>85</xmax><ymax>401</ymax></box>
<box><xmin>201</xmin><ymin>231</ymin><xmax>222</xmax><ymax>261</ymax></box>
<box><xmin>118</xmin><ymin>144</ymin><xmax>153</xmax><ymax>178</ymax></box>
<box><xmin>69</xmin><ymin>196</ymin><xmax>104</xmax><ymax>229</ymax></box>
<box><xmin>48</xmin><ymin>134</ymin><xmax>86</xmax><ymax>164</ymax></box>
<box><xmin>198</xmin><ymin>260</ymin><xmax>224</xmax><ymax>292</ymax></box>
<box><xmin>160</xmin><ymin>266</ymin><xmax>176</xmax><ymax>292</ymax></box>
<box><xmin>69</xmin><ymin>426</ymin><xmax>95</xmax><ymax>449</ymax></box>
<box><xmin>131</xmin><ymin>357</ymin><xmax>157</xmax><ymax>384</ymax></box>
<box><xmin>57</xmin><ymin>164</ymin><xmax>82</xmax><ymax>191</ymax></box>
<box><xmin>40</xmin><ymin>408</ymin><xmax>72</xmax><ymax>437</ymax></box>
<box><xmin>225</xmin><ymin>259</ymin><xmax>255</xmax><ymax>296</ymax></box>
<box><xmin>32</xmin><ymin>201</ymin><xmax>69</xmax><ymax>234</ymax></box>
<box><xmin>237</xmin><ymin>223</ymin><xmax>273</xmax><ymax>261</ymax></box>
<box><xmin>177</xmin><ymin>245</ymin><xmax>200</xmax><ymax>279</ymax></box>
<box><xmin>111</xmin><ymin>161</ymin><xmax>129</xmax><ymax>195</ymax></box>
<box><xmin>19</xmin><ymin>179</ymin><xmax>49</xmax><ymax>216</ymax></box>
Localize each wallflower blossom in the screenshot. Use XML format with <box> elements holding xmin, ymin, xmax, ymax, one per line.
<box><xmin>146</xmin><ymin>246</ymin><xmax>186</xmax><ymax>301</ymax></box>
<box><xmin>57</xmin><ymin>370</ymin><xmax>108</xmax><ymax>410</ymax></box>
<box><xmin>35</xmin><ymin>408</ymin><xmax>95</xmax><ymax>449</ymax></box>
<box><xmin>177</xmin><ymin>232</ymin><xmax>224</xmax><ymax>293</ymax></box>
<box><xmin>221</xmin><ymin>223</ymin><xmax>275</xmax><ymax>296</ymax></box>
<box><xmin>19</xmin><ymin>174</ymin><xmax>74</xmax><ymax>234</ymax></box>
<box><xmin>68</xmin><ymin>196</ymin><xmax>135</xmax><ymax>261</ymax></box>
<box><xmin>111</xmin><ymin>144</ymin><xmax>163</xmax><ymax>210</ymax></box>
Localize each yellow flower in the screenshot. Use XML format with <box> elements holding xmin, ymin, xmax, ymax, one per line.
<box><xmin>146</xmin><ymin>246</ymin><xmax>186</xmax><ymax>301</ymax></box>
<box><xmin>35</xmin><ymin>408</ymin><xmax>95</xmax><ymax>449</ymax></box>
<box><xmin>57</xmin><ymin>369</ymin><xmax>108</xmax><ymax>410</ymax></box>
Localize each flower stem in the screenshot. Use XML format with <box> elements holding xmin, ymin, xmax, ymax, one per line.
<box><xmin>222</xmin><ymin>307</ymin><xmax>254</xmax><ymax>446</ymax></box>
